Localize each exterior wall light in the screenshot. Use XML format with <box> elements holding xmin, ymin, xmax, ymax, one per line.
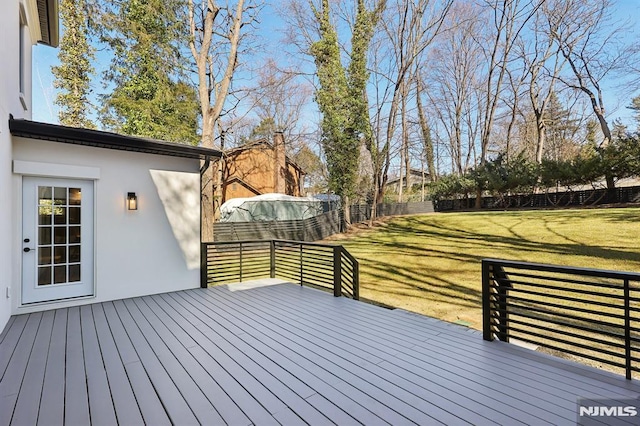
<box><xmin>127</xmin><ymin>192</ymin><xmax>138</xmax><ymax>210</ymax></box>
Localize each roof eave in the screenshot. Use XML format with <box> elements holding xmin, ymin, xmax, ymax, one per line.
<box><xmin>9</xmin><ymin>118</ymin><xmax>221</xmax><ymax>161</ymax></box>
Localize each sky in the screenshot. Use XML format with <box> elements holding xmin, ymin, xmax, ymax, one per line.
<box><xmin>32</xmin><ymin>1</ymin><xmax>640</xmax><ymax>129</ymax></box>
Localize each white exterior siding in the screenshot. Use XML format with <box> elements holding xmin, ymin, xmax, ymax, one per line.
<box><xmin>0</xmin><ymin>0</ymin><xmax>40</xmax><ymax>330</ymax></box>
<box><xmin>11</xmin><ymin>138</ymin><xmax>201</xmax><ymax>315</ymax></box>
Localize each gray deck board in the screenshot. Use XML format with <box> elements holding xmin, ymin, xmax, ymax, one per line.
<box><xmin>265</xmin><ymin>283</ymin><xmax>640</xmax><ymax>399</ymax></box>
<box><xmin>64</xmin><ymin>307</ymin><xmax>90</xmax><ymax>426</ymax></box>
<box><xmin>250</xmin><ymin>287</ymin><xmax>577</xmax><ymax>416</ymax></box>
<box><xmin>12</xmin><ymin>311</ymin><xmax>54</xmax><ymax>426</ymax></box>
<box><xmin>211</xmin><ymin>287</ymin><xmax>531</xmax><ymax>423</ymax></box>
<box><xmin>168</xmin><ymin>291</ymin><xmax>363</xmax><ymax>425</ymax></box>
<box><xmin>101</xmin><ymin>302</ymin><xmax>172</xmax><ymax>426</ymax></box>
<box><xmin>91</xmin><ymin>303</ymin><xmax>145</xmax><ymax>426</ymax></box>
<box><xmin>133</xmin><ymin>296</ymin><xmax>252</xmax><ymax>426</ymax></box>
<box><xmin>38</xmin><ymin>309</ymin><xmax>67</xmax><ymax>426</ymax></box>
<box><xmin>112</xmin><ymin>299</ymin><xmax>200</xmax><ymax>425</ymax></box>
<box><xmin>0</xmin><ymin>312</ymin><xmax>41</xmax><ymax>426</ymax></box>
<box><xmin>222</xmin><ymin>285</ymin><xmax>557</xmax><ymax>425</ymax></box>
<box><xmin>203</xmin><ymin>287</ymin><xmax>467</xmax><ymax>425</ymax></box>
<box><xmin>1</xmin><ymin>280</ymin><xmax>640</xmax><ymax>425</ymax></box>
<box><xmin>0</xmin><ymin>316</ymin><xmax>17</xmax><ymax>346</ymax></box>
<box><xmin>176</xmin><ymin>291</ymin><xmax>393</xmax><ymax>425</ymax></box>
<box><xmin>148</xmin><ymin>295</ymin><xmax>279</xmax><ymax>426</ymax></box>
<box><xmin>80</xmin><ymin>304</ymin><xmax>118</xmax><ymax>426</ymax></box>
<box><xmin>204</xmin><ymin>290</ymin><xmax>476</xmax><ymax>424</ymax></box>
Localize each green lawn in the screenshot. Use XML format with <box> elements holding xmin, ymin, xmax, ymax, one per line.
<box><xmin>328</xmin><ymin>208</ymin><xmax>640</xmax><ymax>330</ymax></box>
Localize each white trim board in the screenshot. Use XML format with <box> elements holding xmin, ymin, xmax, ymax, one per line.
<box><xmin>13</xmin><ymin>160</ymin><xmax>100</xmax><ymax>180</ymax></box>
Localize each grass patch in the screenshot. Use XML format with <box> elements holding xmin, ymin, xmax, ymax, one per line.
<box><xmin>328</xmin><ymin>208</ymin><xmax>640</xmax><ymax>330</ymax></box>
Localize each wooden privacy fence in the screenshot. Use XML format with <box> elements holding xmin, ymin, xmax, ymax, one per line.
<box><xmin>350</xmin><ymin>201</ymin><xmax>434</xmax><ymax>223</ymax></box>
<box><xmin>213</xmin><ymin>201</ymin><xmax>435</xmax><ymax>242</ymax></box>
<box><xmin>201</xmin><ymin>239</ymin><xmax>359</xmax><ymax>299</ymax></box>
<box><xmin>212</xmin><ymin>210</ymin><xmax>344</xmax><ymax>242</ymax></box>
<box><xmin>482</xmin><ymin>258</ymin><xmax>640</xmax><ymax>379</ymax></box>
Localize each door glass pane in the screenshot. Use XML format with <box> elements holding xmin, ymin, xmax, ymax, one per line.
<box><xmin>38</xmin><ymin>227</ymin><xmax>51</xmax><ymax>245</ymax></box>
<box><xmin>38</xmin><ymin>247</ymin><xmax>51</xmax><ymax>265</ymax></box>
<box><xmin>54</xmin><ymin>246</ymin><xmax>66</xmax><ymax>264</ymax></box>
<box><xmin>53</xmin><ymin>187</ymin><xmax>67</xmax><ymax>205</ymax></box>
<box><xmin>38</xmin><ymin>186</ymin><xmax>52</xmax><ymax>201</ymax></box>
<box><xmin>69</xmin><ymin>188</ymin><xmax>81</xmax><ymax>205</ymax></box>
<box><xmin>69</xmin><ymin>245</ymin><xmax>80</xmax><ymax>263</ymax></box>
<box><xmin>69</xmin><ymin>207</ymin><xmax>81</xmax><ymax>224</ymax></box>
<box><xmin>54</xmin><ymin>227</ymin><xmax>67</xmax><ymax>244</ymax></box>
<box><xmin>54</xmin><ymin>266</ymin><xmax>66</xmax><ymax>284</ymax></box>
<box><xmin>38</xmin><ymin>267</ymin><xmax>52</xmax><ymax>286</ymax></box>
<box><xmin>38</xmin><ymin>207</ymin><xmax>52</xmax><ymax>225</ymax></box>
<box><xmin>53</xmin><ymin>207</ymin><xmax>67</xmax><ymax>224</ymax></box>
<box><xmin>69</xmin><ymin>226</ymin><xmax>81</xmax><ymax>243</ymax></box>
<box><xmin>69</xmin><ymin>265</ymin><xmax>81</xmax><ymax>282</ymax></box>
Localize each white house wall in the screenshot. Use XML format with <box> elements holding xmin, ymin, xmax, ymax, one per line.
<box><xmin>0</xmin><ymin>0</ymin><xmax>38</xmax><ymax>329</ymax></box>
<box><xmin>12</xmin><ymin>138</ymin><xmax>201</xmax><ymax>315</ymax></box>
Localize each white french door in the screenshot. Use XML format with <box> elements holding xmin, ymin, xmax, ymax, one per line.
<box><xmin>22</xmin><ymin>177</ymin><xmax>94</xmax><ymax>304</ymax></box>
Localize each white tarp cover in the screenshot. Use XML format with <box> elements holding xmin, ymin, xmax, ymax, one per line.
<box><xmin>219</xmin><ymin>193</ymin><xmax>324</xmax><ymax>222</ymax></box>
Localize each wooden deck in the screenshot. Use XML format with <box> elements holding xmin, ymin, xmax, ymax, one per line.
<box><xmin>2</xmin><ymin>279</ymin><xmax>640</xmax><ymax>425</ymax></box>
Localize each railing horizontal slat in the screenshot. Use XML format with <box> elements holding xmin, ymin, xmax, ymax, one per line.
<box><xmin>202</xmin><ymin>239</ymin><xmax>358</xmax><ymax>301</ymax></box>
<box><xmin>490</xmin><ymin>293</ymin><xmax>627</xmax><ymax>321</ymax></box>
<box><xmin>483</xmin><ymin>258</ymin><xmax>640</xmax><ymax>380</ymax></box>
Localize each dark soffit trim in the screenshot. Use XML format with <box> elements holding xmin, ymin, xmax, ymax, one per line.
<box><xmin>9</xmin><ymin>118</ymin><xmax>221</xmax><ymax>161</ymax></box>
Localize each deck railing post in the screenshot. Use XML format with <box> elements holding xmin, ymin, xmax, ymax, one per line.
<box><xmin>482</xmin><ymin>260</ymin><xmax>493</xmax><ymax>341</ymax></box>
<box><xmin>200</xmin><ymin>243</ymin><xmax>208</xmax><ymax>288</ymax></box>
<box><xmin>333</xmin><ymin>247</ymin><xmax>342</xmax><ymax>297</ymax></box>
<box><xmin>239</xmin><ymin>242</ymin><xmax>243</xmax><ymax>282</ymax></box>
<box><xmin>299</xmin><ymin>244</ymin><xmax>303</xmax><ymax>286</ymax></box>
<box><xmin>353</xmin><ymin>254</ymin><xmax>360</xmax><ymax>300</ymax></box>
<box><xmin>270</xmin><ymin>240</ymin><xmax>276</xmax><ymax>278</ymax></box>
<box><xmin>495</xmin><ymin>265</ymin><xmax>510</xmax><ymax>342</ymax></box>
<box><xmin>624</xmin><ymin>278</ymin><xmax>632</xmax><ymax>380</ymax></box>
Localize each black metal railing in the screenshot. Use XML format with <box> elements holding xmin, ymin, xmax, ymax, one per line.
<box><xmin>201</xmin><ymin>240</ymin><xmax>359</xmax><ymax>299</ymax></box>
<box><xmin>482</xmin><ymin>259</ymin><xmax>640</xmax><ymax>379</ymax></box>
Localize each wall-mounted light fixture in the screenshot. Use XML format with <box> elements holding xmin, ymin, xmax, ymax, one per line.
<box><xmin>127</xmin><ymin>192</ymin><xmax>138</xmax><ymax>210</ymax></box>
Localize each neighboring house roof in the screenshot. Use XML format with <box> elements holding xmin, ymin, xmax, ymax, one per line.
<box><xmin>224</xmin><ymin>176</ymin><xmax>261</xmax><ymax>196</ymax></box>
<box><xmin>387</xmin><ymin>168</ymin><xmax>429</xmax><ymax>185</ymax></box>
<box><xmin>38</xmin><ymin>0</ymin><xmax>60</xmax><ymax>47</ymax></box>
<box><xmin>9</xmin><ymin>118</ymin><xmax>222</xmax><ymax>160</ymax></box>
<box><xmin>225</xmin><ymin>139</ymin><xmax>305</xmax><ymax>174</ymax></box>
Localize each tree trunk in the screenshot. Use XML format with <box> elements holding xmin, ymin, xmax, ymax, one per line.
<box><xmin>421</xmin><ymin>161</ymin><xmax>425</xmax><ymax>202</ymax></box>
<box><xmin>415</xmin><ymin>77</ymin><xmax>435</xmax><ymax>180</ymax></box>
<box><xmin>398</xmin><ymin>144</ymin><xmax>405</xmax><ymax>203</ymax></box>
<box><xmin>343</xmin><ymin>196</ymin><xmax>351</xmax><ymax>227</ymax></box>
<box><xmin>189</xmin><ymin>0</ymin><xmax>246</xmax><ymax>242</ymax></box>
<box><xmin>475</xmin><ymin>188</ymin><xmax>482</xmax><ymax>209</ymax></box>
<box><xmin>535</xmin><ymin>119</ymin><xmax>545</xmax><ymax>164</ymax></box>
<box><xmin>201</xmin><ymin>161</ymin><xmax>215</xmax><ymax>242</ymax></box>
<box><xmin>369</xmin><ymin>181</ymin><xmax>378</xmax><ymax>227</ymax></box>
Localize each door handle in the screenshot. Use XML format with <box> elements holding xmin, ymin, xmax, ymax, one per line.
<box><xmin>23</xmin><ymin>247</ymin><xmax>33</xmax><ymax>253</ymax></box>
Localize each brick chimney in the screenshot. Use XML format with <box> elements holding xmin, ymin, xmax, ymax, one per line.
<box><xmin>274</xmin><ymin>132</ymin><xmax>286</xmax><ymax>193</ymax></box>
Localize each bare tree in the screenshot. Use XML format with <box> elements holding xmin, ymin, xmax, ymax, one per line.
<box><xmin>415</xmin><ymin>72</ymin><xmax>436</xmax><ymax>182</ymax></box>
<box><xmin>545</xmin><ymin>0</ymin><xmax>628</xmax><ymax>149</ymax></box>
<box><xmin>248</xmin><ymin>58</ymin><xmax>313</xmax><ymax>151</ymax></box>
<box><xmin>188</xmin><ymin>0</ymin><xmax>258</xmax><ymax>239</ymax></box>
<box><xmin>424</xmin><ymin>1</ymin><xmax>483</xmax><ymax>176</ymax></box>
<box><xmin>545</xmin><ymin>0</ymin><xmax>638</xmax><ymax>190</ymax></box>
<box><xmin>473</xmin><ymin>0</ymin><xmax>543</xmax><ymax>207</ymax></box>
<box><xmin>370</xmin><ymin>0</ymin><xmax>452</xmax><ymax>219</ymax></box>
<box><xmin>518</xmin><ymin>10</ymin><xmax>565</xmax><ymax>164</ymax></box>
